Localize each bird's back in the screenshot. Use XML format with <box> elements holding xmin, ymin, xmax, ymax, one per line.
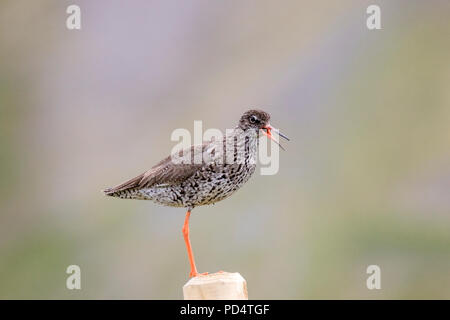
<box><xmin>104</xmin><ymin>129</ymin><xmax>258</xmax><ymax>208</ymax></box>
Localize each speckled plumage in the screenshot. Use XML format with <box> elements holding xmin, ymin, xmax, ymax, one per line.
<box><xmin>103</xmin><ymin>110</ymin><xmax>274</xmax><ymax>210</ymax></box>
<box><xmin>104</xmin><ymin>127</ymin><xmax>259</xmax><ymax>209</ymax></box>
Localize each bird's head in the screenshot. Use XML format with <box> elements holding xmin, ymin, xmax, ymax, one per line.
<box><xmin>238</xmin><ymin>109</ymin><xmax>290</xmax><ymax>150</ymax></box>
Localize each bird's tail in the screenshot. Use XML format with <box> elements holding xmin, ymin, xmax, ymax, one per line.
<box><xmin>102</xmin><ymin>187</ymin><xmax>116</xmax><ymax>197</ymax></box>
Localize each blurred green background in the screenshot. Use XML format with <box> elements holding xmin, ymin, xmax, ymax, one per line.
<box><xmin>1</xmin><ymin>0</ymin><xmax>449</xmax><ymax>299</ymax></box>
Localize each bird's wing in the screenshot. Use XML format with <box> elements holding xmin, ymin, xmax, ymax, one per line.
<box><xmin>104</xmin><ymin>143</ymin><xmax>212</xmax><ymax>195</ymax></box>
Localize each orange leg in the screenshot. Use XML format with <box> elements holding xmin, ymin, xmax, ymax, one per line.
<box><xmin>182</xmin><ymin>210</ymin><xmax>208</xmax><ymax>278</ymax></box>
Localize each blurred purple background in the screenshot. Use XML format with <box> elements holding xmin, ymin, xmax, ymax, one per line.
<box><xmin>0</xmin><ymin>0</ymin><xmax>450</xmax><ymax>299</ymax></box>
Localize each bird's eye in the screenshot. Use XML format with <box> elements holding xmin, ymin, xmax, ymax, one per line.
<box><xmin>249</xmin><ymin>115</ymin><xmax>258</xmax><ymax>124</ymax></box>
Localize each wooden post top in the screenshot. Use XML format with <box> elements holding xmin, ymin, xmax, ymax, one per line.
<box><xmin>183</xmin><ymin>272</ymin><xmax>248</xmax><ymax>300</ymax></box>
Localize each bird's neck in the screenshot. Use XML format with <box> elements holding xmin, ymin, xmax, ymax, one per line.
<box><xmin>224</xmin><ymin>127</ymin><xmax>259</xmax><ymax>165</ymax></box>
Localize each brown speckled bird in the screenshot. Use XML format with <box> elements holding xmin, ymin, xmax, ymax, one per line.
<box><xmin>103</xmin><ymin>109</ymin><xmax>289</xmax><ymax>277</ymax></box>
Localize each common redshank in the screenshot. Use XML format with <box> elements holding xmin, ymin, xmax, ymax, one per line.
<box><xmin>103</xmin><ymin>109</ymin><xmax>289</xmax><ymax>277</ymax></box>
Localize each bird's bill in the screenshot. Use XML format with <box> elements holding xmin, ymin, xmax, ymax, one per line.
<box><xmin>261</xmin><ymin>124</ymin><xmax>289</xmax><ymax>150</ymax></box>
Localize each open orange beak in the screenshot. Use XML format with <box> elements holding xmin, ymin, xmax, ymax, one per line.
<box><xmin>261</xmin><ymin>124</ymin><xmax>290</xmax><ymax>151</ymax></box>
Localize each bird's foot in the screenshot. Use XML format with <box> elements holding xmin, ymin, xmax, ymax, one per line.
<box><xmin>190</xmin><ymin>271</ymin><xmax>209</xmax><ymax>278</ymax></box>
